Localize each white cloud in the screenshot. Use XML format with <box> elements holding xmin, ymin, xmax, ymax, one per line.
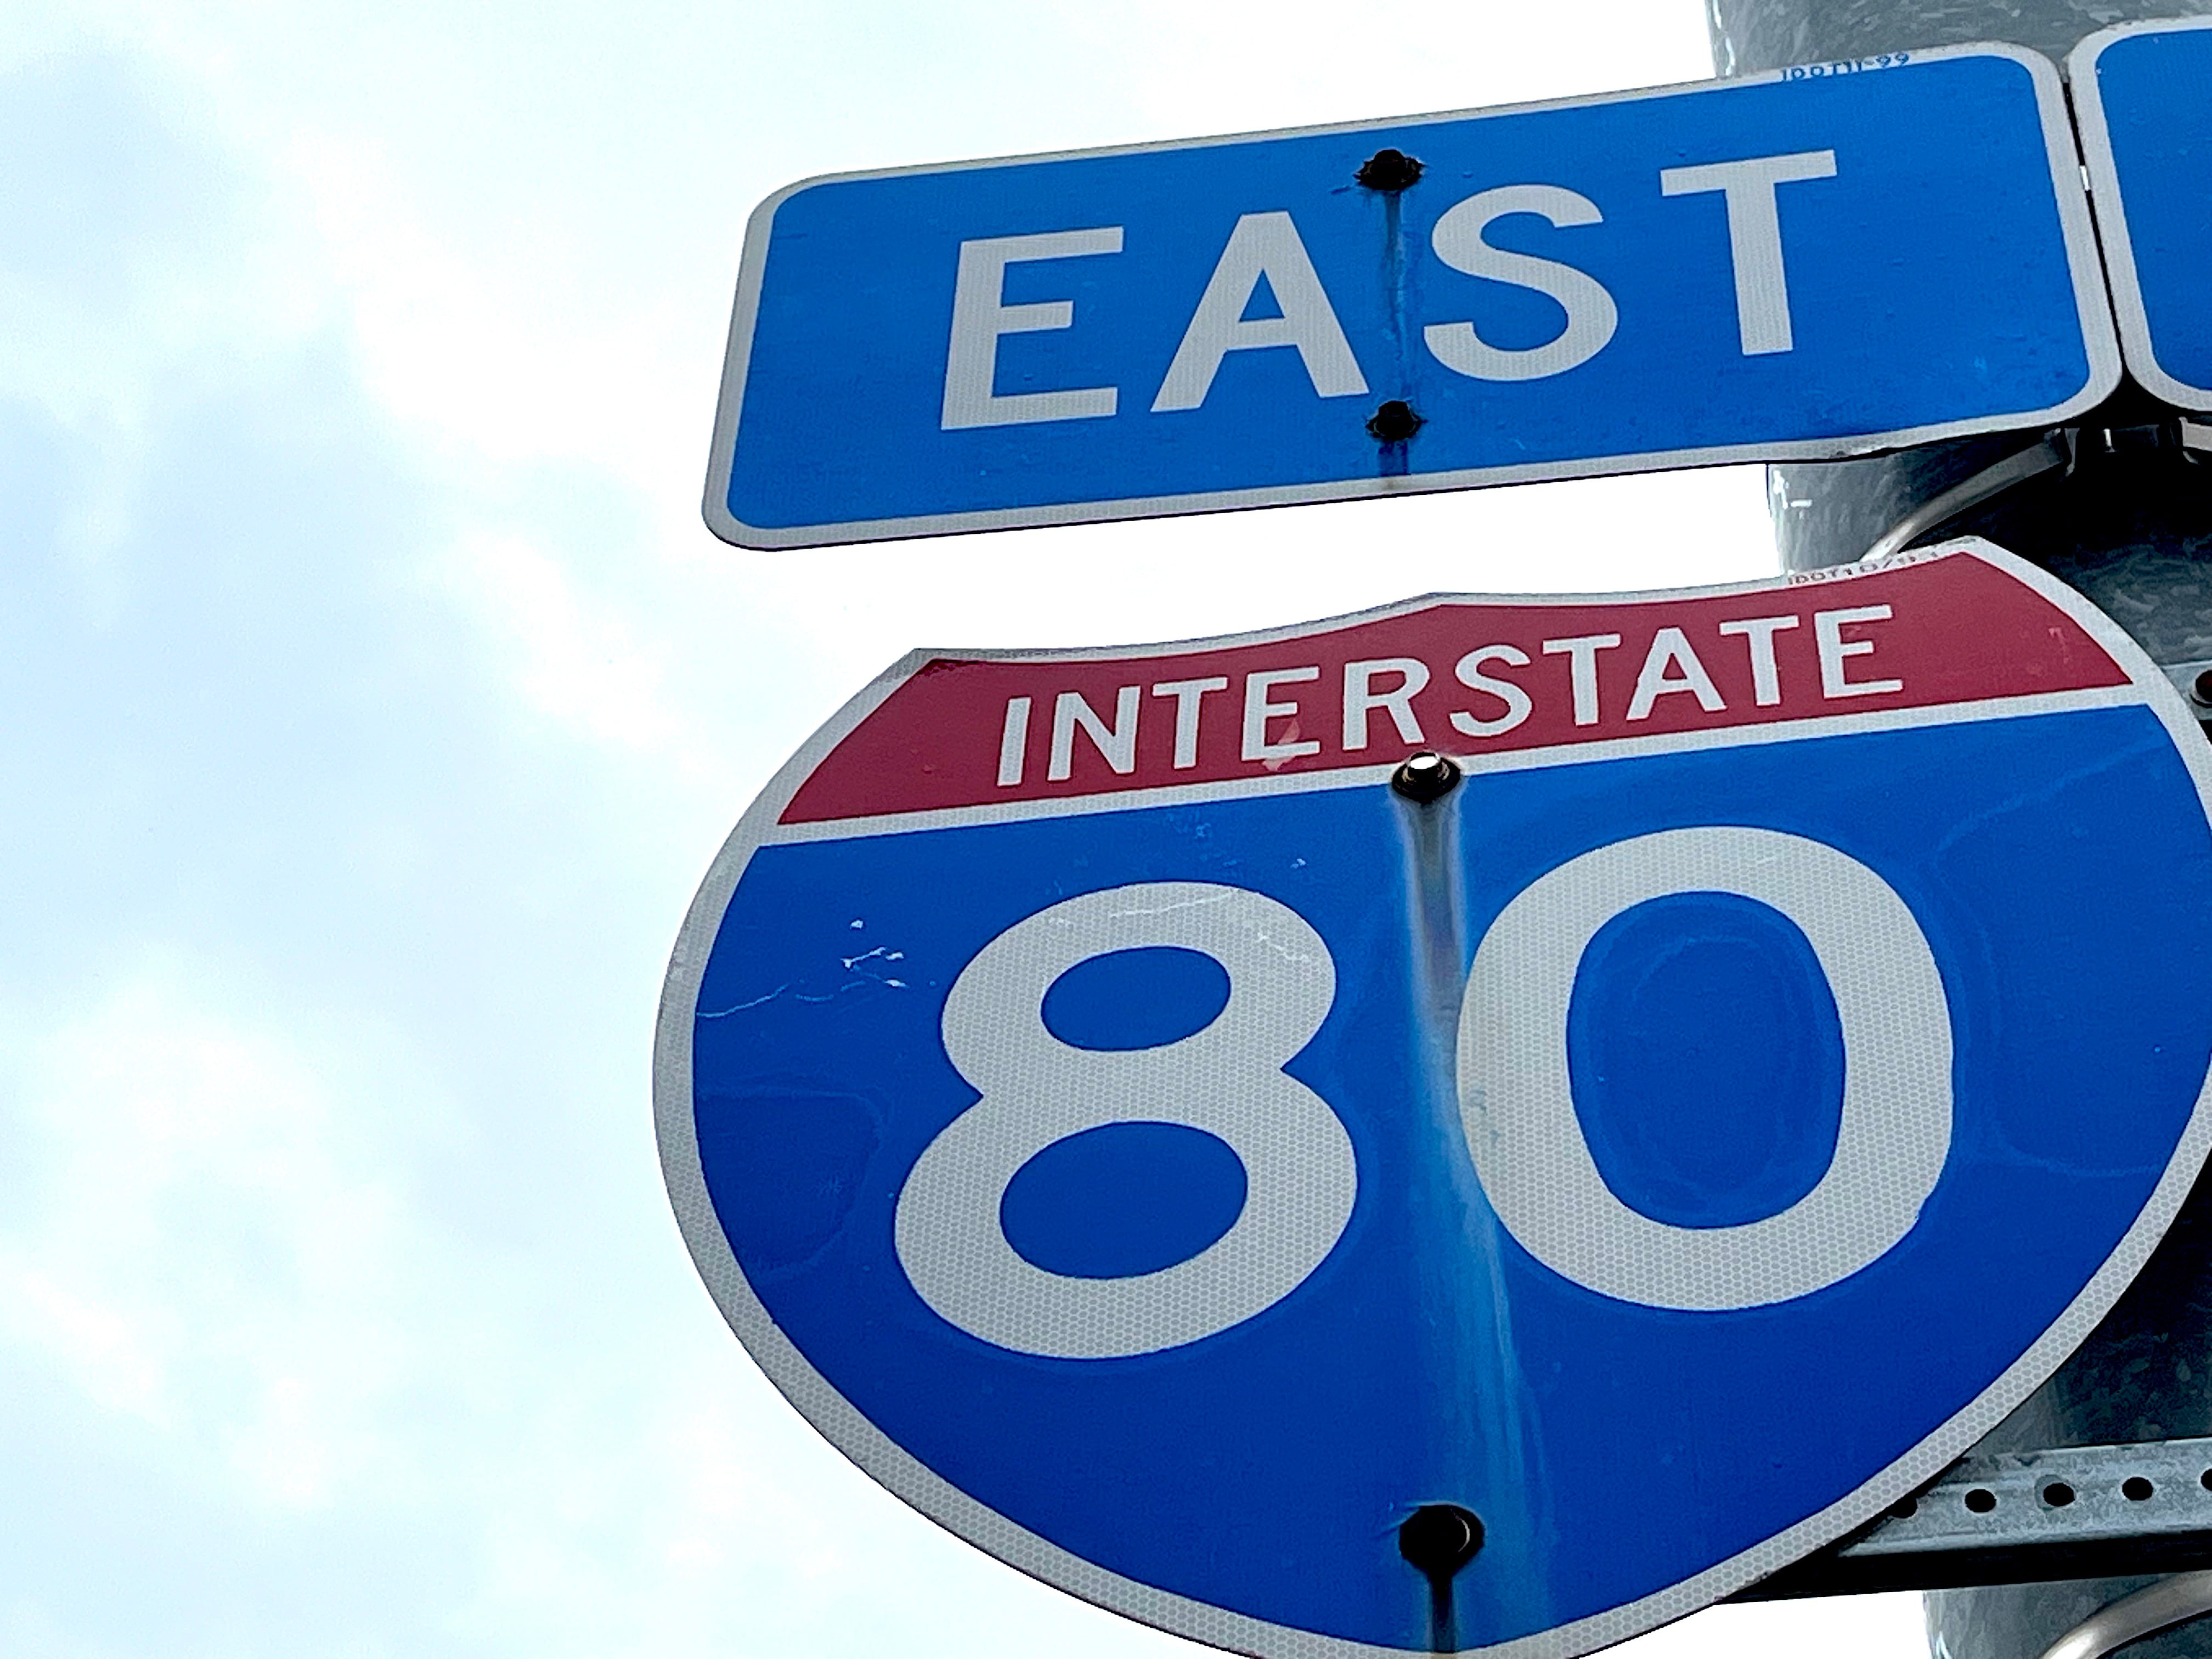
<box><xmin>0</xmin><ymin>964</ymin><xmax>417</xmax><ymax>1508</ymax></box>
<box><xmin>438</xmin><ymin>528</ymin><xmax>698</xmax><ymax>764</ymax></box>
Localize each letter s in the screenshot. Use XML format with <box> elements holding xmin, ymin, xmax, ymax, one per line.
<box><xmin>1424</xmin><ymin>185</ymin><xmax>1618</xmax><ymax>382</ymax></box>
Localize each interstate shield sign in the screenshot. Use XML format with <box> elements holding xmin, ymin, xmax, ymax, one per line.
<box><xmin>656</xmin><ymin>539</ymin><xmax>2212</xmax><ymax>1657</ymax></box>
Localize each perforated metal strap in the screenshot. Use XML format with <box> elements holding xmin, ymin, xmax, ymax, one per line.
<box><xmin>1740</xmin><ymin>1436</ymin><xmax>2212</xmax><ymax>1599</ymax></box>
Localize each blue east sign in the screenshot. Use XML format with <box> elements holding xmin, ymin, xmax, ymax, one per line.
<box><xmin>707</xmin><ymin>46</ymin><xmax>2118</xmax><ymax>548</ymax></box>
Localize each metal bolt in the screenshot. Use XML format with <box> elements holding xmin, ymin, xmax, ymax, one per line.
<box><xmin>1398</xmin><ymin>1504</ymin><xmax>1483</xmax><ymax>1579</ymax></box>
<box><xmin>1390</xmin><ymin>750</ymin><xmax>1460</xmax><ymax>803</ymax></box>
<box><xmin>1356</xmin><ymin>148</ymin><xmax>1424</xmax><ymax>191</ymax></box>
<box><xmin>1368</xmin><ymin>399</ymin><xmax>1424</xmax><ymax>444</ymax></box>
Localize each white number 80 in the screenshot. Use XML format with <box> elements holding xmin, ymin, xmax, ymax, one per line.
<box><xmin>896</xmin><ymin>830</ymin><xmax>1955</xmax><ymax>1357</ymax></box>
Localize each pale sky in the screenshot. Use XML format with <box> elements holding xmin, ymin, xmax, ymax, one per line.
<box><xmin>0</xmin><ymin>1</ymin><xmax>1932</xmax><ymax>1654</ymax></box>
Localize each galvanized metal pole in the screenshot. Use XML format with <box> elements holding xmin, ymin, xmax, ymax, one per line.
<box><xmin>1703</xmin><ymin>2</ymin><xmax>2212</xmax><ymax>1655</ymax></box>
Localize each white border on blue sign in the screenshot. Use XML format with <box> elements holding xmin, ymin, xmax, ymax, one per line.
<box><xmin>2070</xmin><ymin>17</ymin><xmax>2212</xmax><ymax>411</ymax></box>
<box><xmin>653</xmin><ymin>539</ymin><xmax>2212</xmax><ymax>1658</ymax></box>
<box><xmin>701</xmin><ymin>44</ymin><xmax>2121</xmax><ymax>551</ymax></box>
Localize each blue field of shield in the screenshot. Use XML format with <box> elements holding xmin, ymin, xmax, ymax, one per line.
<box><xmin>689</xmin><ymin>702</ymin><xmax>2212</xmax><ymax>1652</ymax></box>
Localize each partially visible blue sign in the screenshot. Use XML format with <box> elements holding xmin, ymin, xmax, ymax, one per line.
<box><xmin>2073</xmin><ymin>20</ymin><xmax>2212</xmax><ymax>409</ymax></box>
<box><xmin>706</xmin><ymin>47</ymin><xmax>2117</xmax><ymax>549</ymax></box>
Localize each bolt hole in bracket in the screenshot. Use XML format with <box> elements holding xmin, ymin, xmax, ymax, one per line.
<box><xmin>1738</xmin><ymin>1434</ymin><xmax>2212</xmax><ymax>1599</ymax></box>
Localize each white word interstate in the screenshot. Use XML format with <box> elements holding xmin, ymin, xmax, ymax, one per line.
<box><xmin>996</xmin><ymin>600</ymin><xmax>1901</xmax><ymax>788</ymax></box>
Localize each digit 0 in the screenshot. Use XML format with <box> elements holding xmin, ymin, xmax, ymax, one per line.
<box><xmin>1458</xmin><ymin>826</ymin><xmax>1954</xmax><ymax>1311</ymax></box>
<box><xmin>895</xmin><ymin>881</ymin><xmax>1358</xmax><ymax>1359</ymax></box>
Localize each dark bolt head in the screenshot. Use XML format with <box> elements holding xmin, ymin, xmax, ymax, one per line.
<box><xmin>1357</xmin><ymin>148</ymin><xmax>1424</xmax><ymax>191</ymax></box>
<box><xmin>1367</xmin><ymin>399</ymin><xmax>1424</xmax><ymax>444</ymax></box>
<box><xmin>2193</xmin><ymin>668</ymin><xmax>2212</xmax><ymax>707</ymax></box>
<box><xmin>1399</xmin><ymin>1504</ymin><xmax>1483</xmax><ymax>1578</ymax></box>
<box><xmin>1391</xmin><ymin>750</ymin><xmax>1460</xmax><ymax>803</ymax></box>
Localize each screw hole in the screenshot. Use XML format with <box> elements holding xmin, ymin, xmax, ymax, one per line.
<box><xmin>2193</xmin><ymin>668</ymin><xmax>2212</xmax><ymax>706</ymax></box>
<box><xmin>1398</xmin><ymin>1504</ymin><xmax>1483</xmax><ymax>1579</ymax></box>
<box><xmin>2125</xmin><ymin>1476</ymin><xmax>2156</xmax><ymax>1502</ymax></box>
<box><xmin>2200</xmin><ymin>1468</ymin><xmax>2212</xmax><ymax>1493</ymax></box>
<box><xmin>1367</xmin><ymin>399</ymin><xmax>1424</xmax><ymax>444</ymax></box>
<box><xmin>1356</xmin><ymin>148</ymin><xmax>1424</xmax><ymax>192</ymax></box>
<box><xmin>1964</xmin><ymin>1488</ymin><xmax>1997</xmax><ymax>1514</ymax></box>
<box><xmin>1390</xmin><ymin>750</ymin><xmax>1460</xmax><ymax>803</ymax></box>
<box><xmin>2042</xmin><ymin>1482</ymin><xmax>2076</xmax><ymax>1508</ymax></box>
<box><xmin>1886</xmin><ymin>1497</ymin><xmax>1918</xmax><ymax>1520</ymax></box>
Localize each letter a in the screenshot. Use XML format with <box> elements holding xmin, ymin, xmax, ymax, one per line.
<box><xmin>1153</xmin><ymin>212</ymin><xmax>1369</xmax><ymax>411</ymax></box>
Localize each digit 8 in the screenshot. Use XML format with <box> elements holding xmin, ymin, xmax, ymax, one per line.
<box><xmin>895</xmin><ymin>881</ymin><xmax>1357</xmax><ymax>1359</ymax></box>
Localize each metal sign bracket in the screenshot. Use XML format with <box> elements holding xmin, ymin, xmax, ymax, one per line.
<box><xmin>1739</xmin><ymin>1435</ymin><xmax>2212</xmax><ymax>1598</ymax></box>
